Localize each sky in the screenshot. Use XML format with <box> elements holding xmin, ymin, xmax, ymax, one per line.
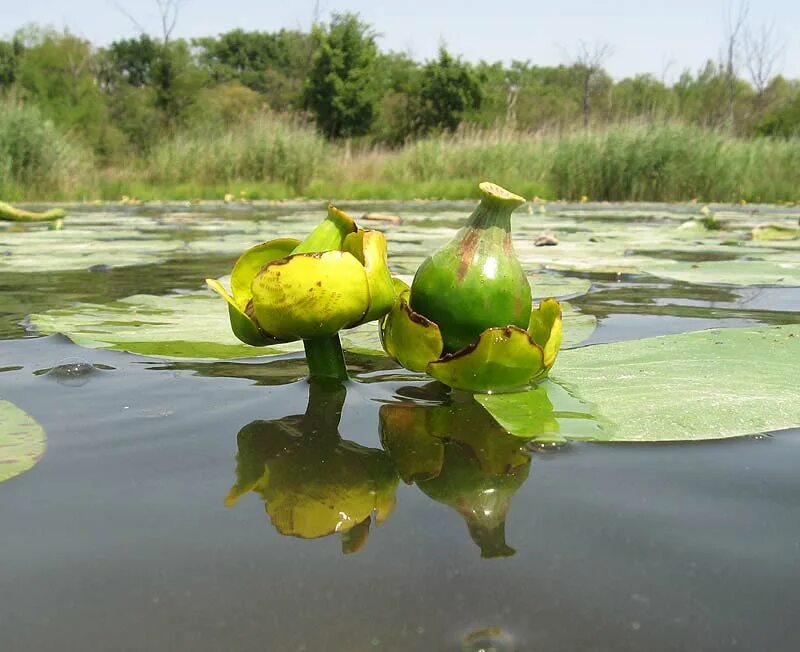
<box><xmin>4</xmin><ymin>0</ymin><xmax>799</xmax><ymax>81</ymax></box>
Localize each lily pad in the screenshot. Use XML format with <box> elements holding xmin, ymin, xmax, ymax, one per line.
<box><xmin>639</xmin><ymin>258</ymin><xmax>800</xmax><ymax>287</ymax></box>
<box><xmin>30</xmin><ymin>284</ymin><xmax>596</xmax><ymax>360</ymax></box>
<box><xmin>0</xmin><ymin>400</ymin><xmax>46</xmax><ymax>483</ymax></box>
<box><xmin>476</xmin><ymin>380</ymin><xmax>603</xmax><ymax>442</ymax></box>
<box><xmin>510</xmin><ymin>209</ymin><xmax>800</xmax><ymax>286</ymax></box>
<box><xmin>543</xmin><ymin>324</ymin><xmax>800</xmax><ymax>442</ymax></box>
<box><xmin>29</xmin><ymin>292</ymin><xmax>303</xmax><ymax>360</ymax></box>
<box><xmin>0</xmin><ymin>226</ymin><xmax>185</xmax><ymax>272</ymax></box>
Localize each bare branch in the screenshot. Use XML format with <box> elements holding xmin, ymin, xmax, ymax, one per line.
<box><xmin>109</xmin><ymin>0</ymin><xmax>148</xmax><ymax>36</ymax></box>
<box><xmin>110</xmin><ymin>0</ymin><xmax>185</xmax><ymax>44</ymax></box>
<box><xmin>569</xmin><ymin>40</ymin><xmax>613</xmax><ymax>128</ymax></box>
<box><xmin>722</xmin><ymin>0</ymin><xmax>750</xmax><ymax>129</ymax></box>
<box><xmin>155</xmin><ymin>0</ymin><xmax>185</xmax><ymax>44</ymax></box>
<box><xmin>744</xmin><ymin>20</ymin><xmax>783</xmax><ymax>97</ymax></box>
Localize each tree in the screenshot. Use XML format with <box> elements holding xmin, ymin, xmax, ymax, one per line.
<box><xmin>0</xmin><ymin>38</ymin><xmax>23</xmax><ymax>88</ymax></box>
<box><xmin>15</xmin><ymin>30</ymin><xmax>114</xmax><ymax>152</ymax></box>
<box><xmin>304</xmin><ymin>13</ymin><xmax>379</xmax><ymax>139</ymax></box>
<box><xmin>411</xmin><ymin>47</ymin><xmax>482</xmax><ymax>135</ymax></box>
<box><xmin>744</xmin><ymin>20</ymin><xmax>782</xmax><ymax>104</ymax></box>
<box><xmin>571</xmin><ymin>41</ymin><xmax>612</xmax><ymax>128</ymax></box>
<box><xmin>722</xmin><ymin>0</ymin><xmax>749</xmax><ymax>129</ymax></box>
<box><xmin>100</xmin><ymin>35</ymin><xmax>160</xmax><ymax>88</ymax></box>
<box><xmin>193</xmin><ymin>29</ymin><xmax>312</xmax><ymax>109</ymax></box>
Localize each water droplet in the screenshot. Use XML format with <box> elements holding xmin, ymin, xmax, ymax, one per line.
<box><xmin>526</xmin><ymin>439</ymin><xmax>569</xmax><ymax>453</ymax></box>
<box><xmin>461</xmin><ymin>627</ymin><xmax>515</xmax><ymax>652</ymax></box>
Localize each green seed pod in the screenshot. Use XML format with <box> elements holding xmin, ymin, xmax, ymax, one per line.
<box><xmin>410</xmin><ymin>182</ymin><xmax>531</xmax><ymax>353</ymax></box>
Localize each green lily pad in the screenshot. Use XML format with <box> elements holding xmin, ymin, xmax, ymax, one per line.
<box><xmin>29</xmin><ymin>285</ymin><xmax>596</xmax><ymax>361</ymax></box>
<box><xmin>0</xmin><ymin>226</ymin><xmax>185</xmax><ymax>272</ymax></box>
<box><xmin>527</xmin><ymin>273</ymin><xmax>592</xmax><ymax>299</ymax></box>
<box><xmin>0</xmin><ymin>400</ymin><xmax>46</xmax><ymax>483</ymax></box>
<box><xmin>639</xmin><ymin>258</ymin><xmax>800</xmax><ymax>286</ymax></box>
<box><xmin>477</xmin><ymin>379</ymin><xmax>603</xmax><ymax>442</ymax></box>
<box><xmin>29</xmin><ymin>292</ymin><xmax>303</xmax><ymax>360</ymax></box>
<box><xmin>751</xmin><ymin>224</ymin><xmax>800</xmax><ymax>241</ymax></box>
<box><xmin>510</xmin><ymin>208</ymin><xmax>800</xmax><ymax>286</ymax></box>
<box><xmin>545</xmin><ymin>324</ymin><xmax>800</xmax><ymax>442</ymax></box>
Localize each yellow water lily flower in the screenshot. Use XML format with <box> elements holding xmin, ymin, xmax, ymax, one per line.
<box><xmin>206</xmin><ymin>205</ymin><xmax>397</xmax><ymax>379</ymax></box>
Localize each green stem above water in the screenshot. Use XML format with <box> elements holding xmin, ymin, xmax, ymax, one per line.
<box><xmin>303</xmin><ymin>334</ymin><xmax>349</xmax><ymax>382</ymax></box>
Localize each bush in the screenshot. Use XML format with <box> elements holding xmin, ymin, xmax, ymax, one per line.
<box><xmin>0</xmin><ymin>98</ymin><xmax>93</xmax><ymax>198</ymax></box>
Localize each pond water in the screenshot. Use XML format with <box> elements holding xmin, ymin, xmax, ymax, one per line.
<box><xmin>1</xmin><ymin>201</ymin><xmax>799</xmax><ymax>651</ymax></box>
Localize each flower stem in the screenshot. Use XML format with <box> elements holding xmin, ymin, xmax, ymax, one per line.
<box><xmin>303</xmin><ymin>334</ymin><xmax>349</xmax><ymax>381</ymax></box>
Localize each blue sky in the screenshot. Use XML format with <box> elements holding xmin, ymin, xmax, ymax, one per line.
<box><xmin>5</xmin><ymin>0</ymin><xmax>799</xmax><ymax>80</ymax></box>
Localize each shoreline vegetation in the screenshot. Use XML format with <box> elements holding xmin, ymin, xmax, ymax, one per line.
<box><xmin>2</xmin><ymin>15</ymin><xmax>800</xmax><ymax>204</ymax></box>
<box><xmin>2</xmin><ymin>108</ymin><xmax>799</xmax><ymax>204</ymax></box>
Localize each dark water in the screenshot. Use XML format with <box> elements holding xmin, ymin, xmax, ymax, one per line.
<box><xmin>1</xmin><ymin>204</ymin><xmax>799</xmax><ymax>651</ymax></box>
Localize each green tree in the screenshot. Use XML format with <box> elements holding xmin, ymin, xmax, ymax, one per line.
<box><xmin>100</xmin><ymin>35</ymin><xmax>160</xmax><ymax>87</ymax></box>
<box><xmin>194</xmin><ymin>29</ymin><xmax>312</xmax><ymax>109</ymax></box>
<box><xmin>411</xmin><ymin>48</ymin><xmax>482</xmax><ymax>135</ymax></box>
<box><xmin>304</xmin><ymin>13</ymin><xmax>379</xmax><ymax>139</ymax></box>
<box><xmin>372</xmin><ymin>51</ymin><xmax>421</xmax><ymax>144</ymax></box>
<box><xmin>0</xmin><ymin>38</ymin><xmax>23</xmax><ymax>88</ymax></box>
<box><xmin>15</xmin><ymin>29</ymin><xmax>119</xmax><ymax>155</ymax></box>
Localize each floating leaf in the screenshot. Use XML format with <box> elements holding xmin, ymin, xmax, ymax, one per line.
<box><xmin>30</xmin><ymin>285</ymin><xmax>596</xmax><ymax>360</ymax></box>
<box><xmin>0</xmin><ymin>400</ymin><xmax>46</xmax><ymax>483</ymax></box>
<box><xmin>477</xmin><ymin>380</ymin><xmax>603</xmax><ymax>442</ymax></box>
<box><xmin>639</xmin><ymin>258</ymin><xmax>800</xmax><ymax>287</ymax></box>
<box><xmin>29</xmin><ymin>292</ymin><xmax>302</xmax><ymax>359</ymax></box>
<box><xmin>546</xmin><ymin>324</ymin><xmax>800</xmax><ymax>442</ymax></box>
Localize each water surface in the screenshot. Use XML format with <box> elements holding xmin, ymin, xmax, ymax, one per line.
<box><xmin>1</xmin><ymin>202</ymin><xmax>799</xmax><ymax>651</ymax></box>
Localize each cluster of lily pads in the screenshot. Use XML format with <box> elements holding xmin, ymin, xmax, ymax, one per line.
<box><xmin>4</xmin><ymin>189</ymin><xmax>800</xmax><ymax>492</ymax></box>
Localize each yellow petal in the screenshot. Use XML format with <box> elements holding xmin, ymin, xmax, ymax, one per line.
<box><xmin>428</xmin><ymin>326</ymin><xmax>545</xmax><ymax>392</ymax></box>
<box><xmin>344</xmin><ymin>230</ymin><xmax>397</xmax><ymax>323</ymax></box>
<box><xmin>251</xmin><ymin>251</ymin><xmax>370</xmax><ymax>339</ymax></box>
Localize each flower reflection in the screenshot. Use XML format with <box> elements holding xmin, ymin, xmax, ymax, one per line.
<box><xmin>380</xmin><ymin>383</ymin><xmax>533</xmax><ymax>559</ymax></box>
<box><xmin>226</xmin><ymin>378</ymin><xmax>398</xmax><ymax>554</ymax></box>
<box><xmin>227</xmin><ymin>380</ymin><xmax>563</xmax><ymax>558</ymax></box>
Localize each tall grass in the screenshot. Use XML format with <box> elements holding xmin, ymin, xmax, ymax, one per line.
<box><xmin>4</xmin><ymin>105</ymin><xmax>800</xmax><ymax>203</ymax></box>
<box><xmin>143</xmin><ymin>113</ymin><xmax>330</xmax><ymax>194</ymax></box>
<box><xmin>547</xmin><ymin>123</ymin><xmax>800</xmax><ymax>202</ymax></box>
<box><xmin>329</xmin><ymin>123</ymin><xmax>800</xmax><ymax>203</ymax></box>
<box><xmin>0</xmin><ymin>99</ymin><xmax>94</xmax><ymax>199</ymax></box>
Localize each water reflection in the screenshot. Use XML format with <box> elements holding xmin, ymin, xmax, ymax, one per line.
<box><xmin>227</xmin><ymin>378</ymin><xmax>544</xmax><ymax>558</ymax></box>
<box><xmin>380</xmin><ymin>383</ymin><xmax>532</xmax><ymax>559</ymax></box>
<box><xmin>226</xmin><ymin>379</ymin><xmax>398</xmax><ymax>554</ymax></box>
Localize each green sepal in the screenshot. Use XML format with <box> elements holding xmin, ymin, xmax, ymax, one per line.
<box><xmin>380</xmin><ymin>292</ymin><xmax>444</xmax><ymax>373</ymax></box>
<box><xmin>527</xmin><ymin>298</ymin><xmax>564</xmax><ymax>371</ymax></box>
<box><xmin>427</xmin><ymin>326</ymin><xmax>545</xmax><ymax>392</ymax></box>
<box><xmin>291</xmin><ymin>204</ymin><xmax>357</xmax><ymax>254</ymax></box>
<box><xmin>205</xmin><ymin>278</ymin><xmax>290</xmax><ymax>346</ymax></box>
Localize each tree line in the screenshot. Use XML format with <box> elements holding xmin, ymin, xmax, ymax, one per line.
<box><xmin>1</xmin><ymin>11</ymin><xmax>799</xmax><ymax>163</ymax></box>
